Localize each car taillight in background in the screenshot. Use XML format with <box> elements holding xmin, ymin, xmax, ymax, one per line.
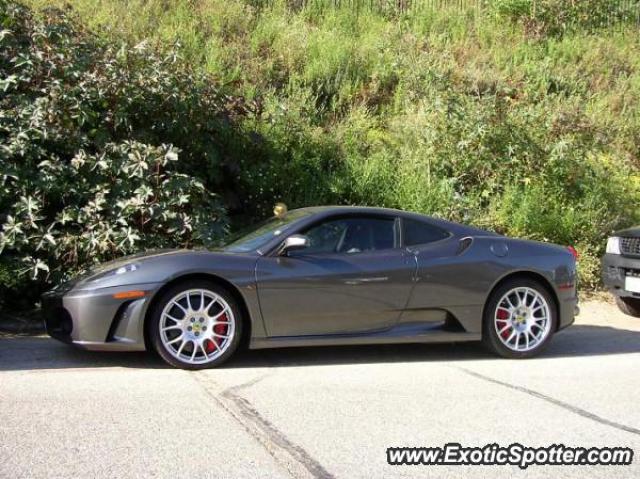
<box><xmin>567</xmin><ymin>246</ymin><xmax>579</xmax><ymax>260</ymax></box>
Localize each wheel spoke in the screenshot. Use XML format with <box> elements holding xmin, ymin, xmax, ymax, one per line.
<box><xmin>166</xmin><ymin>334</ymin><xmax>183</xmax><ymax>345</ymax></box>
<box><xmin>204</xmin><ymin>297</ymin><xmax>217</xmax><ymax>313</ymax></box>
<box><xmin>210</xmin><ymin>308</ymin><xmax>229</xmax><ymax>321</ymax></box>
<box><xmin>162</xmin><ymin>325</ymin><xmax>181</xmax><ymax>332</ymax></box>
<box><xmin>166</xmin><ymin>314</ymin><xmax>183</xmax><ymax>323</ymax></box>
<box><xmin>176</xmin><ymin>338</ymin><xmax>187</xmax><ymax>356</ymax></box>
<box><xmin>518</xmin><ymin>290</ymin><xmax>527</xmax><ymax>307</ymax></box>
<box><xmin>198</xmin><ymin>341</ymin><xmax>207</xmax><ymax>359</ymax></box>
<box><xmin>172</xmin><ymin>301</ymin><xmax>187</xmax><ymax>314</ymax></box>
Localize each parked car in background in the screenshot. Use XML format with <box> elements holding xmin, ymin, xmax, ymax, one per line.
<box><xmin>602</xmin><ymin>227</ymin><xmax>640</xmax><ymax>317</ymax></box>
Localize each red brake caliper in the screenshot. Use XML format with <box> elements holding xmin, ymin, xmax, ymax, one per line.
<box><xmin>496</xmin><ymin>308</ymin><xmax>511</xmax><ymax>338</ymax></box>
<box><xmin>205</xmin><ymin>339</ymin><xmax>216</xmax><ymax>354</ymax></box>
<box><xmin>212</xmin><ymin>312</ymin><xmax>229</xmax><ymax>348</ymax></box>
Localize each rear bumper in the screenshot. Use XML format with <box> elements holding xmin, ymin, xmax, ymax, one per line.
<box><xmin>602</xmin><ymin>253</ymin><xmax>640</xmax><ymax>299</ymax></box>
<box><xmin>557</xmin><ymin>288</ymin><xmax>578</xmax><ymax>331</ymax></box>
<box><xmin>42</xmin><ymin>282</ymin><xmax>162</xmax><ymax>351</ymax></box>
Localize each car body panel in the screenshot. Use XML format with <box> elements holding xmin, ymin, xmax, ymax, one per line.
<box><xmin>43</xmin><ymin>251</ymin><xmax>267</xmax><ymax>349</ymax></box>
<box><xmin>404</xmin><ymin>236</ymin><xmax>576</xmax><ymax>334</ymax></box>
<box><xmin>255</xmin><ymin>248</ymin><xmax>416</xmax><ymax>336</ymax></box>
<box><xmin>42</xmin><ymin>206</ymin><xmax>578</xmax><ymax>353</ymax></box>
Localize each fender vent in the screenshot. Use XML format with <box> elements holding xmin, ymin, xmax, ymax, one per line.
<box><xmin>456</xmin><ymin>237</ymin><xmax>473</xmax><ymax>255</ymax></box>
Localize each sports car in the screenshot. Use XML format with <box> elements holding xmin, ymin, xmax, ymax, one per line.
<box><xmin>42</xmin><ymin>206</ymin><xmax>579</xmax><ymax>369</ymax></box>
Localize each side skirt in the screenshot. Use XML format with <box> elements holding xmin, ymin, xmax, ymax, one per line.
<box><xmin>249</xmin><ymin>328</ymin><xmax>481</xmax><ymax>350</ymax></box>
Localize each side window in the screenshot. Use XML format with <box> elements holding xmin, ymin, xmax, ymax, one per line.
<box><xmin>298</xmin><ymin>217</ymin><xmax>397</xmax><ymax>255</ymax></box>
<box><xmin>403</xmin><ymin>219</ymin><xmax>449</xmax><ymax>247</ymax></box>
<box><xmin>304</xmin><ymin>220</ymin><xmax>348</xmax><ymax>254</ymax></box>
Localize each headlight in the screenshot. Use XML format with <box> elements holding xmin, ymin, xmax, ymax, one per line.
<box><xmin>89</xmin><ymin>263</ymin><xmax>140</xmax><ymax>283</ymax></box>
<box><xmin>115</xmin><ymin>264</ymin><xmax>139</xmax><ymax>275</ymax></box>
<box><xmin>606</xmin><ymin>237</ymin><xmax>621</xmax><ymax>255</ymax></box>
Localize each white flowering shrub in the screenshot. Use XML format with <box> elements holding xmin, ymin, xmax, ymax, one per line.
<box><xmin>0</xmin><ymin>2</ymin><xmax>231</xmax><ymax>307</ymax></box>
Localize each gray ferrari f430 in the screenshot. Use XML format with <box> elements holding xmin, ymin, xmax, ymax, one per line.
<box><xmin>42</xmin><ymin>206</ymin><xmax>579</xmax><ymax>369</ymax></box>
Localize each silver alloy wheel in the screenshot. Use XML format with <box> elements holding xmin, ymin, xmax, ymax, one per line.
<box><xmin>159</xmin><ymin>288</ymin><xmax>235</xmax><ymax>365</ymax></box>
<box><xmin>494</xmin><ymin>287</ymin><xmax>551</xmax><ymax>352</ymax></box>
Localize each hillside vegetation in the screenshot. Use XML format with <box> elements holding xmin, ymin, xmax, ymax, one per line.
<box><xmin>3</xmin><ymin>0</ymin><xmax>640</xmax><ymax>306</ymax></box>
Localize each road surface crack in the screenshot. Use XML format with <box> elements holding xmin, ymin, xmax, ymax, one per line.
<box><xmin>191</xmin><ymin>372</ymin><xmax>335</xmax><ymax>479</ymax></box>
<box><xmin>457</xmin><ymin>367</ymin><xmax>640</xmax><ymax>436</ymax></box>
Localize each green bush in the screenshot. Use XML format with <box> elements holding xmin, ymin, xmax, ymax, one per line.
<box><xmin>493</xmin><ymin>0</ymin><xmax>638</xmax><ymax>36</ymax></box>
<box><xmin>0</xmin><ymin>1</ymin><xmax>237</xmax><ymax>308</ymax></box>
<box><xmin>7</xmin><ymin>0</ymin><xmax>640</xmax><ymax>299</ymax></box>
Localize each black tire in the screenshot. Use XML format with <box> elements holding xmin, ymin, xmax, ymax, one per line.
<box><xmin>615</xmin><ymin>296</ymin><xmax>640</xmax><ymax>318</ymax></box>
<box><xmin>482</xmin><ymin>278</ymin><xmax>558</xmax><ymax>359</ymax></box>
<box><xmin>148</xmin><ymin>279</ymin><xmax>243</xmax><ymax>369</ymax></box>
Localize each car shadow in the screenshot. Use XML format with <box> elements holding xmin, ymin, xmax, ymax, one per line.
<box><xmin>1</xmin><ymin>324</ymin><xmax>640</xmax><ymax>371</ymax></box>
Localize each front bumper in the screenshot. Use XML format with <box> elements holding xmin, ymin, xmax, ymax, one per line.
<box><xmin>602</xmin><ymin>253</ymin><xmax>640</xmax><ymax>299</ymax></box>
<box><xmin>42</xmin><ymin>282</ymin><xmax>163</xmax><ymax>351</ymax></box>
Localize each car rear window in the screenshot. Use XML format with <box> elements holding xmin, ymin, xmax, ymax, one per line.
<box><xmin>403</xmin><ymin>219</ymin><xmax>449</xmax><ymax>246</ymax></box>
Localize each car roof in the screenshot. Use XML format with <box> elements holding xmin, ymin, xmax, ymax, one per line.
<box><xmin>292</xmin><ymin>205</ymin><xmax>406</xmax><ymax>216</ymax></box>
<box><xmin>288</xmin><ymin>205</ymin><xmax>497</xmax><ymax>238</ymax></box>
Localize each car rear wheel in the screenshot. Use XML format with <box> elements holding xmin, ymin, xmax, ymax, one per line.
<box><xmin>148</xmin><ymin>280</ymin><xmax>242</xmax><ymax>369</ymax></box>
<box><xmin>615</xmin><ymin>296</ymin><xmax>640</xmax><ymax>317</ymax></box>
<box><xmin>483</xmin><ymin>279</ymin><xmax>557</xmax><ymax>359</ymax></box>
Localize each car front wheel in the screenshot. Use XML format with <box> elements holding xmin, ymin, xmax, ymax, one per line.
<box><xmin>148</xmin><ymin>280</ymin><xmax>242</xmax><ymax>369</ymax></box>
<box><xmin>483</xmin><ymin>279</ymin><xmax>557</xmax><ymax>359</ymax></box>
<box><xmin>615</xmin><ymin>296</ymin><xmax>640</xmax><ymax>318</ymax></box>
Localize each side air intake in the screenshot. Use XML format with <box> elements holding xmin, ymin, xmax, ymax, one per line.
<box><xmin>456</xmin><ymin>237</ymin><xmax>473</xmax><ymax>255</ymax></box>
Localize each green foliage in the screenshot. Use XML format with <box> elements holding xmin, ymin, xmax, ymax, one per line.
<box><xmin>0</xmin><ymin>1</ymin><xmax>234</xmax><ymax>308</ymax></box>
<box><xmin>11</xmin><ymin>0</ymin><xmax>640</xmax><ymax>294</ymax></box>
<box><xmin>493</xmin><ymin>0</ymin><xmax>639</xmax><ymax>37</ymax></box>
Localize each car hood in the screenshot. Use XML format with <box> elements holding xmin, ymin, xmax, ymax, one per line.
<box><xmin>614</xmin><ymin>226</ymin><xmax>640</xmax><ymax>238</ymax></box>
<box><xmin>49</xmin><ymin>249</ymin><xmax>195</xmax><ymax>293</ymax></box>
<box><xmin>58</xmin><ymin>247</ymin><xmax>259</xmax><ymax>293</ymax></box>
<box><xmin>80</xmin><ymin>249</ymin><xmax>190</xmax><ymax>279</ymax></box>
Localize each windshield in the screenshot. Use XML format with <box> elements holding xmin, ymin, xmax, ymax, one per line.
<box><xmin>222</xmin><ymin>209</ymin><xmax>312</xmax><ymax>253</ymax></box>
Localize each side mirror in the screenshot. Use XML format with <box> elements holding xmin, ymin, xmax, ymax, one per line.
<box><xmin>278</xmin><ymin>234</ymin><xmax>310</xmax><ymax>256</ymax></box>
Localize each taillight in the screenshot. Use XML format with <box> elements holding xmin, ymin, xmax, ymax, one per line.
<box><xmin>567</xmin><ymin>246</ymin><xmax>579</xmax><ymax>260</ymax></box>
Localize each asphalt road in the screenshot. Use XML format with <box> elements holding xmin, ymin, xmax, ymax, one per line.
<box><xmin>1</xmin><ymin>300</ymin><xmax>639</xmax><ymax>479</ymax></box>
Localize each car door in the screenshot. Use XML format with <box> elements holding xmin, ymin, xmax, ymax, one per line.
<box><xmin>399</xmin><ymin>218</ymin><xmax>482</xmax><ymax>332</ymax></box>
<box><xmin>255</xmin><ymin>215</ymin><xmax>416</xmax><ymax>337</ymax></box>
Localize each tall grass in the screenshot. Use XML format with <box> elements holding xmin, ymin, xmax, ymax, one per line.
<box><xmin>23</xmin><ymin>0</ymin><xmax>640</xmax><ymax>287</ymax></box>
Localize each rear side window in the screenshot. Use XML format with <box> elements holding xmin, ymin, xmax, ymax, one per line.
<box><xmin>403</xmin><ymin>219</ymin><xmax>449</xmax><ymax>246</ymax></box>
